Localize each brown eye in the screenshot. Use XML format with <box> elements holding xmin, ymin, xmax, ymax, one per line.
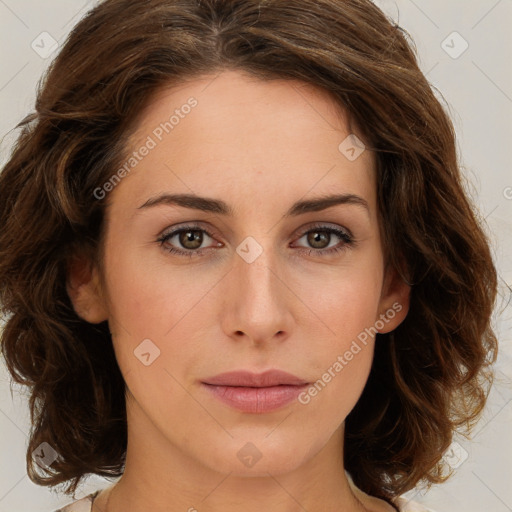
<box><xmin>306</xmin><ymin>230</ymin><xmax>331</xmax><ymax>249</ymax></box>
<box><xmin>177</xmin><ymin>230</ymin><xmax>204</xmax><ymax>250</ymax></box>
<box><xmin>157</xmin><ymin>224</ymin><xmax>219</xmax><ymax>258</ymax></box>
<box><xmin>293</xmin><ymin>224</ymin><xmax>355</xmax><ymax>257</ymax></box>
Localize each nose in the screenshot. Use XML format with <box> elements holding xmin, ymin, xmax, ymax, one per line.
<box><xmin>220</xmin><ymin>238</ymin><xmax>295</xmax><ymax>345</ymax></box>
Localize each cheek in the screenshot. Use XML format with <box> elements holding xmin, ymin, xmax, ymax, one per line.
<box><xmin>307</xmin><ymin>260</ymin><xmax>383</xmax><ymax>342</ymax></box>
<box><xmin>102</xmin><ymin>237</ymin><xmax>184</xmax><ymax>328</ymax></box>
<box><xmin>101</xmin><ymin>244</ymin><xmax>230</xmax><ymax>391</ymax></box>
<box><xmin>100</xmin><ymin>240</ymin><xmax>171</xmax><ymax>371</ymax></box>
<box><xmin>297</xmin><ymin>265</ymin><xmax>383</xmax><ymax>411</ymax></box>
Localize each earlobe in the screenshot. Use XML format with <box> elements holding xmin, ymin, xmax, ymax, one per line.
<box><xmin>66</xmin><ymin>255</ymin><xmax>109</xmax><ymax>324</ymax></box>
<box><xmin>376</xmin><ymin>264</ymin><xmax>411</xmax><ymax>334</ymax></box>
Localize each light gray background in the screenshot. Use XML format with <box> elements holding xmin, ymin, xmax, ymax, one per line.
<box><xmin>0</xmin><ymin>1</ymin><xmax>511</xmax><ymax>511</ymax></box>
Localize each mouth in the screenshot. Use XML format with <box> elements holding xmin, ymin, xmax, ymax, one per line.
<box><xmin>201</xmin><ymin>370</ymin><xmax>310</xmax><ymax>413</ymax></box>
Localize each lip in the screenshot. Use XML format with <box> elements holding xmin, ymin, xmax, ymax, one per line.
<box><xmin>201</xmin><ymin>370</ymin><xmax>310</xmax><ymax>413</ymax></box>
<box><xmin>202</xmin><ymin>370</ymin><xmax>309</xmax><ymax>387</ymax></box>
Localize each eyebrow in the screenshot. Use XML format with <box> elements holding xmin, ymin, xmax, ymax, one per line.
<box><xmin>136</xmin><ymin>192</ymin><xmax>370</xmax><ymax>218</ymax></box>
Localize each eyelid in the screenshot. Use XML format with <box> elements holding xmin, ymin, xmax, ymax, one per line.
<box><xmin>158</xmin><ymin>222</ymin><xmax>220</xmax><ymax>243</ymax></box>
<box><xmin>294</xmin><ymin>221</ymin><xmax>353</xmax><ymax>240</ymax></box>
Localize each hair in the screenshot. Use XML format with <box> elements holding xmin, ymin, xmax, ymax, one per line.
<box><xmin>0</xmin><ymin>0</ymin><xmax>499</xmax><ymax>507</ymax></box>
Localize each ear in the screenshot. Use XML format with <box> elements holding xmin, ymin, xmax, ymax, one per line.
<box><xmin>375</xmin><ymin>262</ymin><xmax>411</xmax><ymax>333</ymax></box>
<box><xmin>66</xmin><ymin>254</ymin><xmax>109</xmax><ymax>324</ymax></box>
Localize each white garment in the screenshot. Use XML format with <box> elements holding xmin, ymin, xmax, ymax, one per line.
<box><xmin>346</xmin><ymin>471</ymin><xmax>435</xmax><ymax>511</ymax></box>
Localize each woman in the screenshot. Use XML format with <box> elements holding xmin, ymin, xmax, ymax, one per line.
<box><xmin>0</xmin><ymin>1</ymin><xmax>498</xmax><ymax>511</ymax></box>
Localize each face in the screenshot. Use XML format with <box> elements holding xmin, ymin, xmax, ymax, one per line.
<box><xmin>68</xmin><ymin>69</ymin><xmax>410</xmax><ymax>478</ymax></box>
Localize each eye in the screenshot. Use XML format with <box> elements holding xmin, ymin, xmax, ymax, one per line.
<box><xmin>157</xmin><ymin>224</ymin><xmax>221</xmax><ymax>258</ymax></box>
<box><xmin>292</xmin><ymin>223</ymin><xmax>355</xmax><ymax>257</ymax></box>
<box><xmin>156</xmin><ymin>223</ymin><xmax>356</xmax><ymax>258</ymax></box>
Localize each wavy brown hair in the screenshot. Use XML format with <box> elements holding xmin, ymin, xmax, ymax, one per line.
<box><xmin>0</xmin><ymin>0</ymin><xmax>498</xmax><ymax>507</ymax></box>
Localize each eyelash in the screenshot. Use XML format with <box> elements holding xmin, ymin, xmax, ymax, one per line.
<box><xmin>157</xmin><ymin>223</ymin><xmax>355</xmax><ymax>259</ymax></box>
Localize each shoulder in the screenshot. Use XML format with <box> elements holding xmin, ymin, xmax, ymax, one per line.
<box><xmin>393</xmin><ymin>495</ymin><xmax>438</xmax><ymax>512</ymax></box>
<box><xmin>53</xmin><ymin>490</ymin><xmax>100</xmax><ymax>512</ymax></box>
<box><xmin>345</xmin><ymin>470</ymin><xmax>438</xmax><ymax>512</ymax></box>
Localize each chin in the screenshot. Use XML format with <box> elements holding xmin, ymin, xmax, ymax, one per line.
<box><xmin>197</xmin><ymin>434</ymin><xmax>319</xmax><ymax>477</ymax></box>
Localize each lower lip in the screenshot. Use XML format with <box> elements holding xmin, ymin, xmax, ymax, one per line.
<box><xmin>202</xmin><ymin>383</ymin><xmax>309</xmax><ymax>413</ymax></box>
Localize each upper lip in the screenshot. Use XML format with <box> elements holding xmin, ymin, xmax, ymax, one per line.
<box><xmin>202</xmin><ymin>370</ymin><xmax>309</xmax><ymax>387</ymax></box>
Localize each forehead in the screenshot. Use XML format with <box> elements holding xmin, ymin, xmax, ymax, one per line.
<box><xmin>107</xmin><ymin>70</ymin><xmax>376</xmax><ymax>218</ymax></box>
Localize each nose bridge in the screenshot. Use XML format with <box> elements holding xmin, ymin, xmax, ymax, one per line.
<box><xmin>225</xmin><ymin>233</ymin><xmax>293</xmax><ymax>340</ymax></box>
<box><xmin>235</xmin><ymin>234</ymin><xmax>281</xmax><ymax>303</ymax></box>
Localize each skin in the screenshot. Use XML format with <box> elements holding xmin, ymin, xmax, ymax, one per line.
<box><xmin>67</xmin><ymin>69</ymin><xmax>410</xmax><ymax>512</ymax></box>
